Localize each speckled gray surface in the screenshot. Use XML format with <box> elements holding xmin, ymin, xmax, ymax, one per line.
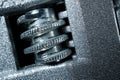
<box><xmin>0</xmin><ymin>0</ymin><xmax>120</xmax><ymax>80</ymax></box>
<box><xmin>0</xmin><ymin>62</ymin><xmax>75</xmax><ymax>80</ymax></box>
<box><xmin>0</xmin><ymin>0</ymin><xmax>63</xmax><ymax>15</ymax></box>
<box><xmin>66</xmin><ymin>0</ymin><xmax>120</xmax><ymax>79</ymax></box>
<box><xmin>0</xmin><ymin>16</ymin><xmax>16</xmax><ymax>72</ymax></box>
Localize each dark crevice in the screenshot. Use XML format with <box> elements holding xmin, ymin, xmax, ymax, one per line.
<box><xmin>112</xmin><ymin>0</ymin><xmax>120</xmax><ymax>36</ymax></box>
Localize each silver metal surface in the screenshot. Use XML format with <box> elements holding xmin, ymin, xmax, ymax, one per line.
<box><xmin>59</xmin><ymin>11</ymin><xmax>68</xmax><ymax>19</ymax></box>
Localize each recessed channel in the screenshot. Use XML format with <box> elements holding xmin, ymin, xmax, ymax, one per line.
<box><xmin>5</xmin><ymin>0</ymin><xmax>75</xmax><ymax>68</ymax></box>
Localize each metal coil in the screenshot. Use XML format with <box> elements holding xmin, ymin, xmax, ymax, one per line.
<box><xmin>17</xmin><ymin>8</ymin><xmax>72</xmax><ymax>63</ymax></box>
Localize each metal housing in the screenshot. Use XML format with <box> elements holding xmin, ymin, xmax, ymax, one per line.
<box><xmin>0</xmin><ymin>0</ymin><xmax>120</xmax><ymax>80</ymax></box>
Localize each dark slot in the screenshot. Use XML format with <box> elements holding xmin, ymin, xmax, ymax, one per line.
<box><xmin>112</xmin><ymin>0</ymin><xmax>120</xmax><ymax>35</ymax></box>
<box><xmin>5</xmin><ymin>14</ymin><xmax>35</xmax><ymax>69</ymax></box>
